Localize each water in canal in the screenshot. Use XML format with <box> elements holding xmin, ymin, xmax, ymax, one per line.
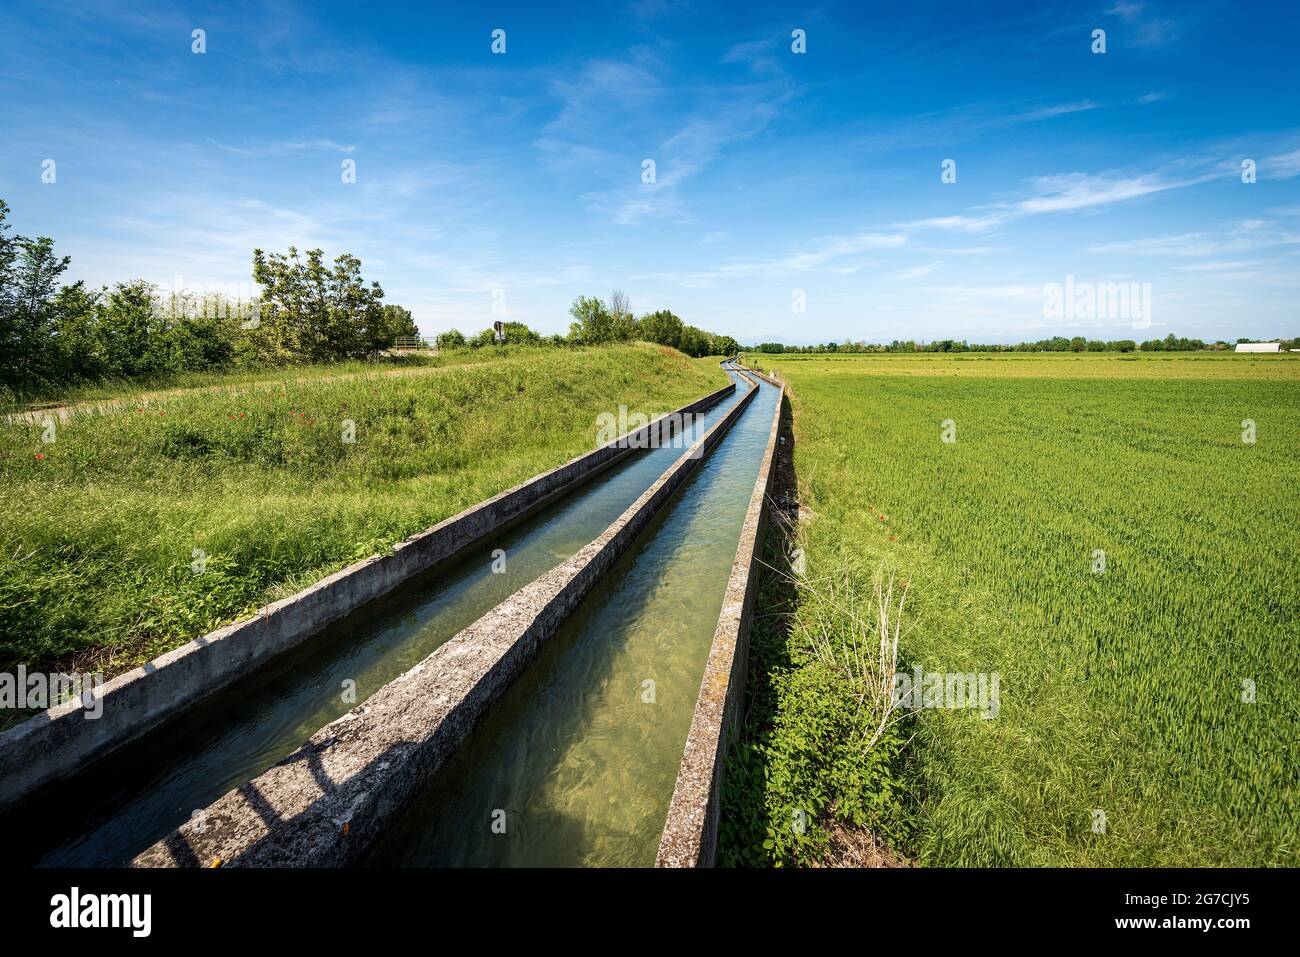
<box><xmin>369</xmin><ymin>374</ymin><xmax>779</xmax><ymax>866</ymax></box>
<box><xmin>8</xmin><ymin>375</ymin><xmax>749</xmax><ymax>867</ymax></box>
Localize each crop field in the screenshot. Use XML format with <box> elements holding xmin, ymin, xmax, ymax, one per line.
<box><xmin>0</xmin><ymin>344</ymin><xmax>725</xmax><ymax>685</ymax></box>
<box><xmin>732</xmin><ymin>352</ymin><xmax>1298</xmax><ymax>867</ymax></box>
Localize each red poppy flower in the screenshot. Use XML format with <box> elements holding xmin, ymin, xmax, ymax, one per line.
<box><xmin>34</xmin><ymin>452</ymin><xmax>45</xmax><ymax>460</ymax></box>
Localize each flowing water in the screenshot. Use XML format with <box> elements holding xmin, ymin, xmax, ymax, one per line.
<box><xmin>369</xmin><ymin>375</ymin><xmax>779</xmax><ymax>866</ymax></box>
<box><xmin>7</xmin><ymin>375</ymin><xmax>752</xmax><ymax>867</ymax></box>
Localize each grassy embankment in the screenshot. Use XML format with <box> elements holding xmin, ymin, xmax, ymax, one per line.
<box><xmin>0</xmin><ymin>344</ymin><xmax>725</xmax><ymax>684</ymax></box>
<box><xmin>0</xmin><ymin>350</ymin><xmax>513</xmax><ymax>416</ymax></box>
<box><xmin>723</xmin><ymin>352</ymin><xmax>1299</xmax><ymax>867</ymax></box>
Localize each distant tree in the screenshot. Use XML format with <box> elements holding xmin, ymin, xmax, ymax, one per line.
<box><xmin>250</xmin><ymin>246</ymin><xmax>388</xmax><ymax>364</ymax></box>
<box><xmin>713</xmin><ymin>334</ymin><xmax>740</xmax><ymax>356</ymax></box>
<box><xmin>163</xmin><ymin>307</ymin><xmax>239</xmax><ymax>373</ymax></box>
<box><xmin>608</xmin><ymin>290</ymin><xmax>637</xmax><ymax>341</ymax></box>
<box><xmin>469</xmin><ymin>321</ymin><xmax>541</xmax><ymax>346</ymax></box>
<box><xmin>0</xmin><ymin>221</ymin><xmax>72</xmax><ymax>392</ymax></box>
<box><xmin>95</xmin><ymin>281</ymin><xmax>165</xmax><ymax>379</ymax></box>
<box><xmin>677</xmin><ymin>325</ymin><xmax>712</xmax><ymax>358</ymax></box>
<box><xmin>50</xmin><ymin>283</ymin><xmax>103</xmax><ymax>381</ymax></box>
<box><xmin>435</xmin><ymin>328</ymin><xmax>466</xmax><ymax>350</ymax></box>
<box><xmin>568</xmin><ymin>295</ymin><xmax>616</xmax><ymax>344</ymax></box>
<box><xmin>609</xmin><ymin>289</ymin><xmax>631</xmax><ymax>324</ymax></box>
<box><xmin>500</xmin><ymin>321</ymin><xmax>541</xmax><ymax>344</ymax></box>
<box><xmin>382</xmin><ymin>304</ymin><xmax>419</xmax><ymax>341</ymax></box>
<box><xmin>639</xmin><ymin>309</ymin><xmax>684</xmax><ymax>348</ymax></box>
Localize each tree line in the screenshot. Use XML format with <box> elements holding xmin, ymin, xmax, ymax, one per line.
<box><xmin>751</xmin><ymin>333</ymin><xmax>1297</xmax><ymax>354</ymax></box>
<box><xmin>0</xmin><ymin>200</ymin><xmax>420</xmax><ymax>400</ymax></box>
<box><xmin>434</xmin><ymin>290</ymin><xmax>740</xmax><ymax>358</ymax></box>
<box><xmin>2</xmin><ymin>200</ymin><xmax>745</xmax><ymax>402</ymax></box>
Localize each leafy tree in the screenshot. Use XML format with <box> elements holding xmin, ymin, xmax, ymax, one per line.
<box><xmin>0</xmin><ymin>223</ymin><xmax>71</xmax><ymax>392</ymax></box>
<box><xmin>382</xmin><ymin>304</ymin><xmax>419</xmax><ymax>341</ymax></box>
<box><xmin>608</xmin><ymin>289</ymin><xmax>637</xmax><ymax>341</ymax></box>
<box><xmin>250</xmin><ymin>246</ymin><xmax>388</xmax><ymax>364</ymax></box>
<box><xmin>499</xmin><ymin>321</ymin><xmax>541</xmax><ymax>344</ymax></box>
<box><xmin>95</xmin><ymin>281</ymin><xmax>167</xmax><ymax>379</ymax></box>
<box><xmin>568</xmin><ymin>295</ymin><xmax>616</xmax><ymax>344</ymax></box>
<box><xmin>435</xmin><ymin>328</ymin><xmax>466</xmax><ymax>350</ymax></box>
<box><xmin>50</xmin><ymin>283</ymin><xmax>103</xmax><ymax>381</ymax></box>
<box><xmin>677</xmin><ymin>325</ymin><xmax>711</xmax><ymax>357</ymax></box>
<box><xmin>639</xmin><ymin>309</ymin><xmax>683</xmax><ymax>348</ymax></box>
<box><xmin>469</xmin><ymin>327</ymin><xmax>498</xmax><ymax>348</ymax></box>
<box><xmin>163</xmin><ymin>308</ymin><xmax>239</xmax><ymax>373</ymax></box>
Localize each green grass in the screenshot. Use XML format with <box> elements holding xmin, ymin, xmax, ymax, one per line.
<box><xmin>0</xmin><ymin>343</ymin><xmax>725</xmax><ymax>682</ymax></box>
<box><xmin>0</xmin><ymin>349</ymin><xmax>549</xmax><ymax>415</ymax></box>
<box><xmin>726</xmin><ymin>352</ymin><xmax>1299</xmax><ymax>866</ymax></box>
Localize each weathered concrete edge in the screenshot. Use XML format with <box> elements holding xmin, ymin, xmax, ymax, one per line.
<box><xmin>655</xmin><ymin>364</ymin><xmax>783</xmax><ymax>867</ymax></box>
<box><xmin>133</xmin><ymin>374</ymin><xmax>759</xmax><ymax>867</ymax></box>
<box><xmin>0</xmin><ymin>380</ymin><xmax>735</xmax><ymax>812</ymax></box>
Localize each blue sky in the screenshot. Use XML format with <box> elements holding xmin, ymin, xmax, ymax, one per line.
<box><xmin>2</xmin><ymin>0</ymin><xmax>1298</xmax><ymax>344</ymax></box>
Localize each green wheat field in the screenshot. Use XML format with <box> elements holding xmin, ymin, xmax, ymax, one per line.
<box><xmin>747</xmin><ymin>351</ymin><xmax>1298</xmax><ymax>866</ymax></box>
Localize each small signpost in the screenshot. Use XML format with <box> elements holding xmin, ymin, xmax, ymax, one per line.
<box><xmin>493</xmin><ymin>320</ymin><xmax>505</xmax><ymax>343</ymax></box>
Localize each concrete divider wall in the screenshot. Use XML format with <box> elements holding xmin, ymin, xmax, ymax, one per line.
<box><xmin>134</xmin><ymin>372</ymin><xmax>760</xmax><ymax>867</ymax></box>
<box><xmin>656</xmin><ymin>364</ymin><xmax>784</xmax><ymax>867</ymax></box>
<box><xmin>0</xmin><ymin>381</ymin><xmax>735</xmax><ymax>812</ymax></box>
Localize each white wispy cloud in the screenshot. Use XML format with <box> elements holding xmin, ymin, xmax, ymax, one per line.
<box><xmin>1014</xmin><ymin>171</ymin><xmax>1197</xmax><ymax>214</ymax></box>
<box><xmin>1009</xmin><ymin>101</ymin><xmax>1101</xmax><ymax>123</ymax></box>
<box><xmin>1105</xmin><ymin>1</ymin><xmax>1180</xmax><ymax>46</ymax></box>
<box><xmin>717</xmin><ymin>231</ymin><xmax>907</xmax><ymax>275</ymax></box>
<box><xmin>1263</xmin><ymin>147</ymin><xmax>1300</xmax><ymax>179</ymax></box>
<box><xmin>209</xmin><ymin>138</ymin><xmax>357</xmax><ymax>155</ymax></box>
<box><xmin>896</xmin><ymin>214</ymin><xmax>1007</xmax><ymax>234</ymax></box>
<box><xmin>1088</xmin><ymin>222</ymin><xmax>1300</xmax><ymax>257</ymax></box>
<box><xmin>894</xmin><ymin>261</ymin><xmax>942</xmax><ymax>280</ymax></box>
<box><xmin>631</xmin><ymin>231</ymin><xmax>907</xmax><ymax>287</ymax></box>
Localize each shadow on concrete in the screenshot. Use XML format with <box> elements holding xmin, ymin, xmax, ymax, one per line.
<box><xmin>715</xmin><ymin>392</ymin><xmax>801</xmax><ymax>866</ymax></box>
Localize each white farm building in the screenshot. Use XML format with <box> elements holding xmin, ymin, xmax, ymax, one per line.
<box><xmin>1234</xmin><ymin>342</ymin><xmax>1282</xmax><ymax>353</ymax></box>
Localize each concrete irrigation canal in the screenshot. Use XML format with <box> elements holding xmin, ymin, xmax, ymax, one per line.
<box><xmin>0</xmin><ymin>363</ymin><xmax>782</xmax><ymax>868</ymax></box>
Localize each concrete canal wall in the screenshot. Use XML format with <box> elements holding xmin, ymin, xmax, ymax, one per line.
<box><xmin>656</xmin><ymin>365</ymin><xmax>784</xmax><ymax>867</ymax></box>
<box><xmin>134</xmin><ymin>373</ymin><xmax>761</xmax><ymax>867</ymax></box>
<box><xmin>0</xmin><ymin>382</ymin><xmax>735</xmax><ymax>812</ymax></box>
